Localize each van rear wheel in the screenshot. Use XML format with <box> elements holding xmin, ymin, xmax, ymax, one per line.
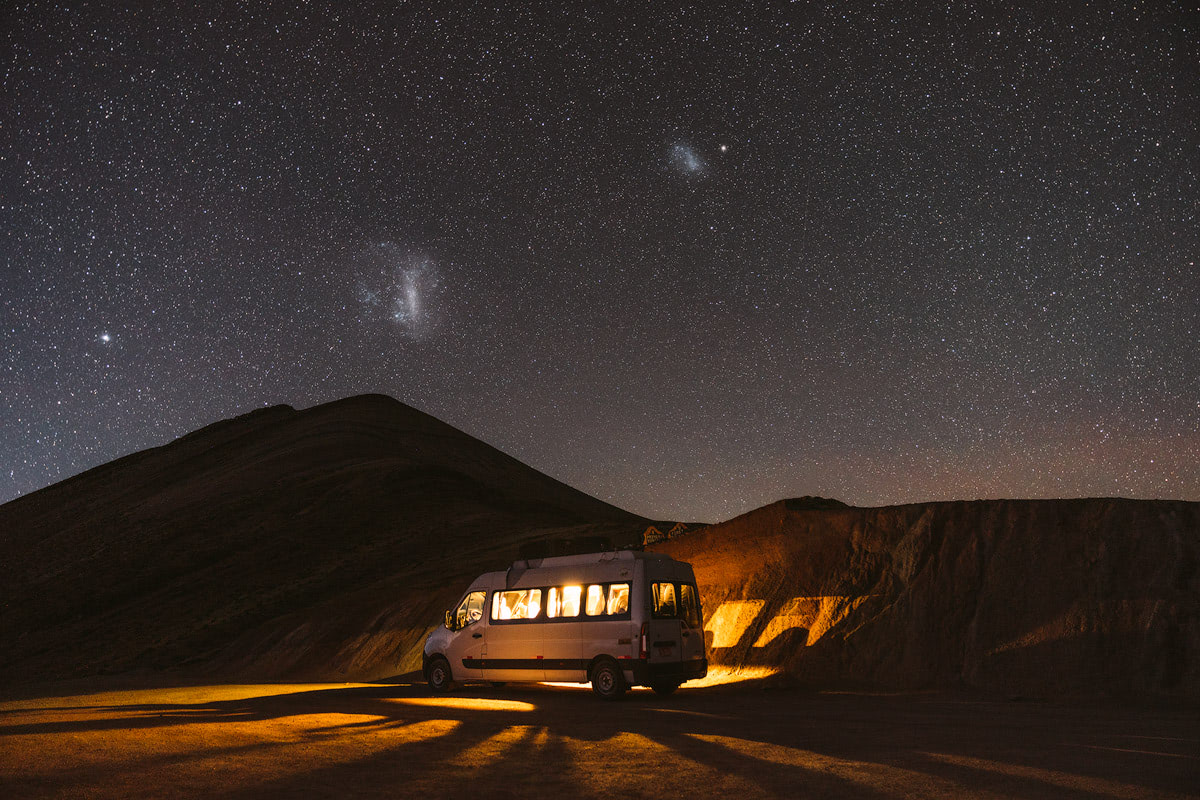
<box><xmin>651</xmin><ymin>681</ymin><xmax>681</xmax><ymax>696</ymax></box>
<box><xmin>590</xmin><ymin>659</ymin><xmax>626</xmax><ymax>700</ymax></box>
<box><xmin>427</xmin><ymin>656</ymin><xmax>454</xmax><ymax>693</ymax></box>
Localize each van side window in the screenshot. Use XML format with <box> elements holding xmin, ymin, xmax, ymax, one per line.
<box><xmin>491</xmin><ymin>584</ymin><xmax>632</xmax><ymax>622</ymax></box>
<box><xmin>680</xmin><ymin>583</ymin><xmax>702</xmax><ymax>628</ymax></box>
<box><xmin>585</xmin><ymin>584</ymin><xmax>605</xmax><ymax>616</ymax></box>
<box><xmin>607</xmin><ymin>583</ymin><xmax>629</xmax><ymax>615</ymax></box>
<box><xmin>454</xmin><ymin>590</ymin><xmax>487</xmax><ymax>629</ymax></box>
<box><xmin>561</xmin><ymin>585</ymin><xmax>582</xmax><ymax>617</ymax></box>
<box><xmin>546</xmin><ymin>585</ymin><xmax>582</xmax><ymax>618</ymax></box>
<box><xmin>651</xmin><ymin>582</ymin><xmax>677</xmax><ymax>619</ymax></box>
<box><xmin>491</xmin><ymin>589</ymin><xmax>542</xmax><ymax>621</ymax></box>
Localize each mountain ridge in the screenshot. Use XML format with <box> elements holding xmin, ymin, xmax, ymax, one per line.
<box><xmin>0</xmin><ymin>394</ymin><xmax>645</xmax><ymax>685</ymax></box>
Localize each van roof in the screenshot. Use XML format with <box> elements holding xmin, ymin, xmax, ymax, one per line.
<box><xmin>460</xmin><ymin>550</ymin><xmax>691</xmax><ymax>593</ymax></box>
<box><xmin>510</xmin><ymin>549</ymin><xmax>672</xmax><ymax>570</ymax></box>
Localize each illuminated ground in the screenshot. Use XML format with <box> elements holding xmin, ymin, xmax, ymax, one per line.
<box><xmin>1</xmin><ymin>680</ymin><xmax>1196</xmax><ymax>798</ymax></box>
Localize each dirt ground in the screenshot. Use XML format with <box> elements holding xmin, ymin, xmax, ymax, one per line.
<box><xmin>1</xmin><ymin>678</ymin><xmax>1196</xmax><ymax>799</ymax></box>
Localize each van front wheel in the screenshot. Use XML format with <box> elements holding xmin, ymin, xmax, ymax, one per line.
<box><xmin>590</xmin><ymin>659</ymin><xmax>626</xmax><ymax>700</ymax></box>
<box><xmin>427</xmin><ymin>656</ymin><xmax>455</xmax><ymax>693</ymax></box>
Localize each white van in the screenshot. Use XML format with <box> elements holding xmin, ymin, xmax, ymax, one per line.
<box><xmin>422</xmin><ymin>550</ymin><xmax>707</xmax><ymax>699</ymax></box>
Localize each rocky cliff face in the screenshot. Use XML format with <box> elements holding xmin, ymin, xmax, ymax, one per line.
<box><xmin>655</xmin><ymin>498</ymin><xmax>1200</xmax><ymax>698</ymax></box>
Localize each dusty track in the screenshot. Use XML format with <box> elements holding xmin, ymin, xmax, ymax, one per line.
<box><xmin>2</xmin><ymin>681</ymin><xmax>1196</xmax><ymax>798</ymax></box>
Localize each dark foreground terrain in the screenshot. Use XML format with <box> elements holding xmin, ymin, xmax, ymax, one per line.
<box><xmin>2</xmin><ymin>678</ymin><xmax>1196</xmax><ymax>799</ymax></box>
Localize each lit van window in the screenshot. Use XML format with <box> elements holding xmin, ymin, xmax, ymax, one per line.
<box><xmin>561</xmin><ymin>585</ymin><xmax>582</xmax><ymax>617</ymax></box>
<box><xmin>545</xmin><ymin>586</ymin><xmax>581</xmax><ymax>618</ymax></box>
<box><xmin>491</xmin><ymin>589</ymin><xmax>542</xmax><ymax>621</ymax></box>
<box><xmin>680</xmin><ymin>583</ymin><xmax>702</xmax><ymax>628</ymax></box>
<box><xmin>585</xmin><ymin>584</ymin><xmax>605</xmax><ymax>616</ymax></box>
<box><xmin>607</xmin><ymin>583</ymin><xmax>629</xmax><ymax>615</ymax></box>
<box><xmin>652</xmin><ymin>582</ymin><xmax>677</xmax><ymax>619</ymax></box>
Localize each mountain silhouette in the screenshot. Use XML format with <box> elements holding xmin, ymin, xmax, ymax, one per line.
<box><xmin>0</xmin><ymin>394</ymin><xmax>645</xmax><ymax>684</ymax></box>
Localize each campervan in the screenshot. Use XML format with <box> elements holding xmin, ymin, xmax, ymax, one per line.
<box><xmin>423</xmin><ymin>550</ymin><xmax>707</xmax><ymax>699</ymax></box>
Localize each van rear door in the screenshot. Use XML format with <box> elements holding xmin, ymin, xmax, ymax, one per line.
<box><xmin>647</xmin><ymin>581</ymin><xmax>685</xmax><ymax>667</ymax></box>
<box><xmin>678</xmin><ymin>583</ymin><xmax>705</xmax><ymax>664</ymax></box>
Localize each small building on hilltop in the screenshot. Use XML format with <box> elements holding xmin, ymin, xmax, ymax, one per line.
<box><xmin>642</xmin><ymin>525</ymin><xmax>666</xmax><ymax>546</ymax></box>
<box><xmin>643</xmin><ymin>521</ymin><xmax>706</xmax><ymax>546</ymax></box>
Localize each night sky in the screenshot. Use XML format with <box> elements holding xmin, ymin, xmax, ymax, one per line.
<box><xmin>4</xmin><ymin>2</ymin><xmax>1197</xmax><ymax>522</ymax></box>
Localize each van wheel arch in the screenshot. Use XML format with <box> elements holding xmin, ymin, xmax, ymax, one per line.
<box><xmin>423</xmin><ymin>652</ymin><xmax>444</xmax><ymax>679</ymax></box>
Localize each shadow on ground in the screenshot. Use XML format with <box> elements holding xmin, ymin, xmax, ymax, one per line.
<box><xmin>1</xmin><ymin>680</ymin><xmax>1197</xmax><ymax>798</ymax></box>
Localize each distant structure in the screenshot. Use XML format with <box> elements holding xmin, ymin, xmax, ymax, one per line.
<box><xmin>642</xmin><ymin>522</ymin><xmax>704</xmax><ymax>546</ymax></box>
<box><xmin>642</xmin><ymin>525</ymin><xmax>666</xmax><ymax>545</ymax></box>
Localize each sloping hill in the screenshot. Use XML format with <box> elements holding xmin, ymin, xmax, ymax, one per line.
<box><xmin>7</xmin><ymin>400</ymin><xmax>1197</xmax><ymax>699</ymax></box>
<box><xmin>0</xmin><ymin>394</ymin><xmax>646</xmax><ymax>685</ymax></box>
<box><xmin>654</xmin><ymin>497</ymin><xmax>1200</xmax><ymax>698</ymax></box>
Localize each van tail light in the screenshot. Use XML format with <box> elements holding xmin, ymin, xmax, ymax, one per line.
<box><xmin>639</xmin><ymin>622</ymin><xmax>648</xmax><ymax>660</ymax></box>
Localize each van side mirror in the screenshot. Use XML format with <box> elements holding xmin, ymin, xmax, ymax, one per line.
<box><xmin>444</xmin><ymin>610</ymin><xmax>455</xmax><ymax>630</ymax></box>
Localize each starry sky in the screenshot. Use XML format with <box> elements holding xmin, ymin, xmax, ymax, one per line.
<box><xmin>4</xmin><ymin>2</ymin><xmax>1198</xmax><ymax>522</ymax></box>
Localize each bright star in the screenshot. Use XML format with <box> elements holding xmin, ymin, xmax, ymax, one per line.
<box><xmin>99</xmin><ymin>333</ymin><xmax>112</xmax><ymax>343</ymax></box>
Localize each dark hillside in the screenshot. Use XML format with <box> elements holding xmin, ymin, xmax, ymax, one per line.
<box><xmin>0</xmin><ymin>394</ymin><xmax>645</xmax><ymax>685</ymax></box>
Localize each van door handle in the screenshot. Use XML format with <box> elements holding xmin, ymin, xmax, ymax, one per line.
<box><xmin>472</xmin><ymin>633</ymin><xmax>483</xmax><ymax>639</ymax></box>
